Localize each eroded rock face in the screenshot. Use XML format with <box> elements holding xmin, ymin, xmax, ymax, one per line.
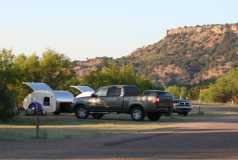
<box><xmin>201</xmin><ymin>63</ymin><xmax>233</xmax><ymax>80</ymax></box>
<box><xmin>74</xmin><ymin>23</ymin><xmax>238</xmax><ymax>85</ymax></box>
<box><xmin>167</xmin><ymin>24</ymin><xmax>238</xmax><ymax>36</ymax></box>
<box><xmin>74</xmin><ymin>58</ymin><xmax>112</xmax><ymax>77</ymax></box>
<box><xmin>152</xmin><ymin>64</ymin><xmax>189</xmax><ymax>84</ymax></box>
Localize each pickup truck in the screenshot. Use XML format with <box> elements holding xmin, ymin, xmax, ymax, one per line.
<box><xmin>72</xmin><ymin>85</ymin><xmax>173</xmax><ymax>121</ymax></box>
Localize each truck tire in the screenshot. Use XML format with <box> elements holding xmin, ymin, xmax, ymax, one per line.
<box><xmin>178</xmin><ymin>112</ymin><xmax>188</xmax><ymax>116</ymax></box>
<box><xmin>130</xmin><ymin>106</ymin><xmax>145</xmax><ymax>121</ymax></box>
<box><xmin>75</xmin><ymin>106</ymin><xmax>89</xmax><ymax>119</ymax></box>
<box><xmin>91</xmin><ymin>113</ymin><xmax>104</xmax><ymax>119</ymax></box>
<box><xmin>182</xmin><ymin>112</ymin><xmax>188</xmax><ymax>116</ymax></box>
<box><xmin>147</xmin><ymin>113</ymin><xmax>161</xmax><ymax>121</ymax></box>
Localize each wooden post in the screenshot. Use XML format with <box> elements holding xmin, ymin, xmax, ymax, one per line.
<box><xmin>198</xmin><ymin>88</ymin><xmax>201</xmax><ymax>113</ymax></box>
<box><xmin>33</xmin><ymin>102</ymin><xmax>41</xmax><ymax>139</ymax></box>
<box><xmin>36</xmin><ymin>112</ymin><xmax>40</xmax><ymax>139</ymax></box>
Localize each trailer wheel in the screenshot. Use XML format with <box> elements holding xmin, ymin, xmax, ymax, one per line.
<box><xmin>182</xmin><ymin>112</ymin><xmax>188</xmax><ymax>116</ymax></box>
<box><xmin>75</xmin><ymin>106</ymin><xmax>89</xmax><ymax>119</ymax></box>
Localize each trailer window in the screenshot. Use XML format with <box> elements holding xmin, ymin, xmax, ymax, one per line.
<box><xmin>43</xmin><ymin>97</ymin><xmax>50</xmax><ymax>106</ymax></box>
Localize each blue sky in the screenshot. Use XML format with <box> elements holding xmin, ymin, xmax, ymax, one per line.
<box><xmin>0</xmin><ymin>0</ymin><xmax>237</xmax><ymax>60</ymax></box>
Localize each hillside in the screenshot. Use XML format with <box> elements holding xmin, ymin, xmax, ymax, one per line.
<box><xmin>74</xmin><ymin>23</ymin><xmax>238</xmax><ymax>85</ymax></box>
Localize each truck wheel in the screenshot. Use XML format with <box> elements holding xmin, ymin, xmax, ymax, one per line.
<box><xmin>75</xmin><ymin>106</ymin><xmax>89</xmax><ymax>119</ymax></box>
<box><xmin>130</xmin><ymin>106</ymin><xmax>145</xmax><ymax>121</ymax></box>
<box><xmin>147</xmin><ymin>113</ymin><xmax>161</xmax><ymax>121</ymax></box>
<box><xmin>91</xmin><ymin>113</ymin><xmax>104</xmax><ymax>119</ymax></box>
<box><xmin>182</xmin><ymin>112</ymin><xmax>188</xmax><ymax>116</ymax></box>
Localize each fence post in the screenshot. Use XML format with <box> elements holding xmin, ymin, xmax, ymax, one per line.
<box><xmin>198</xmin><ymin>88</ymin><xmax>201</xmax><ymax>113</ymax></box>
<box><xmin>36</xmin><ymin>112</ymin><xmax>40</xmax><ymax>139</ymax></box>
<box><xmin>33</xmin><ymin>102</ymin><xmax>41</xmax><ymax>139</ymax></box>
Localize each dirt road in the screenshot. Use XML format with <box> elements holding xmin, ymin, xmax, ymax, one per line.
<box><xmin>1</xmin><ymin>104</ymin><xmax>238</xmax><ymax>159</ymax></box>
<box><xmin>1</xmin><ymin>117</ymin><xmax>238</xmax><ymax>159</ymax></box>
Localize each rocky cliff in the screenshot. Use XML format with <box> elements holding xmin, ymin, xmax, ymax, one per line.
<box><xmin>74</xmin><ymin>23</ymin><xmax>238</xmax><ymax>85</ymax></box>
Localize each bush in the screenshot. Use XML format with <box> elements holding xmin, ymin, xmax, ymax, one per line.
<box><xmin>0</xmin><ymin>86</ymin><xmax>16</xmax><ymax>121</ymax></box>
<box><xmin>200</xmin><ymin>69</ymin><xmax>238</xmax><ymax>103</ymax></box>
<box><xmin>80</xmin><ymin>63</ymin><xmax>159</xmax><ymax>91</ymax></box>
<box><xmin>166</xmin><ymin>86</ymin><xmax>190</xmax><ymax>99</ymax></box>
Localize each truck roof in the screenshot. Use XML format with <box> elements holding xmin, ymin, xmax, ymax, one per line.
<box><xmin>101</xmin><ymin>85</ymin><xmax>138</xmax><ymax>88</ymax></box>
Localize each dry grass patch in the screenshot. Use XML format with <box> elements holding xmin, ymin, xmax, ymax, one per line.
<box><xmin>0</xmin><ymin>117</ymin><xmax>176</xmax><ymax>140</ymax></box>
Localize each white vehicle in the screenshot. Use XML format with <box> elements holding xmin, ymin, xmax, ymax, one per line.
<box><xmin>70</xmin><ymin>85</ymin><xmax>95</xmax><ymax>98</ymax></box>
<box><xmin>23</xmin><ymin>82</ymin><xmax>74</xmax><ymax>115</ymax></box>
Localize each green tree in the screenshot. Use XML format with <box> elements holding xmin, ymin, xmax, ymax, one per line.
<box><xmin>166</xmin><ymin>86</ymin><xmax>189</xmax><ymax>99</ymax></box>
<box><xmin>0</xmin><ymin>49</ymin><xmax>19</xmax><ymax>120</ymax></box>
<box><xmin>80</xmin><ymin>63</ymin><xmax>157</xmax><ymax>90</ymax></box>
<box><xmin>200</xmin><ymin>69</ymin><xmax>238</xmax><ymax>103</ymax></box>
<box><xmin>166</xmin><ymin>86</ymin><xmax>181</xmax><ymax>98</ymax></box>
<box><xmin>14</xmin><ymin>49</ymin><xmax>79</xmax><ymax>106</ymax></box>
<box><xmin>15</xmin><ymin>54</ymin><xmax>41</xmax><ymax>81</ymax></box>
<box><xmin>40</xmin><ymin>49</ymin><xmax>78</xmax><ymax>89</ymax></box>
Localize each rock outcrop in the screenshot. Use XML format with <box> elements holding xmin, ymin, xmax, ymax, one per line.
<box><xmin>74</xmin><ymin>23</ymin><xmax>238</xmax><ymax>85</ymax></box>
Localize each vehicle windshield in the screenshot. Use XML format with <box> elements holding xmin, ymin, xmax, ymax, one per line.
<box><xmin>95</xmin><ymin>87</ymin><xmax>108</xmax><ymax>97</ymax></box>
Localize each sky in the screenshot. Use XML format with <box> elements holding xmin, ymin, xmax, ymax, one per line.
<box><xmin>0</xmin><ymin>0</ymin><xmax>237</xmax><ymax>60</ymax></box>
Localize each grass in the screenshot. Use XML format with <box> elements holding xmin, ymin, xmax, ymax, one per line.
<box><xmin>0</xmin><ymin>128</ymin><xmax>109</xmax><ymax>140</ymax></box>
<box><xmin>0</xmin><ymin>115</ymin><xmax>185</xmax><ymax>140</ymax></box>
<box><xmin>1</xmin><ymin>104</ymin><xmax>237</xmax><ymax>140</ymax></box>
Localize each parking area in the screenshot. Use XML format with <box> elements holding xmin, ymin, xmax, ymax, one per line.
<box><xmin>0</xmin><ymin>103</ymin><xmax>238</xmax><ymax>159</ymax></box>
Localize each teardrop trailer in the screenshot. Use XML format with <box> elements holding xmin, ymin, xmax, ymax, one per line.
<box><xmin>23</xmin><ymin>82</ymin><xmax>75</xmax><ymax>115</ymax></box>
<box><xmin>22</xmin><ymin>82</ymin><xmax>96</xmax><ymax>115</ymax></box>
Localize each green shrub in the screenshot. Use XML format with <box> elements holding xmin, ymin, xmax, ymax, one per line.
<box><xmin>0</xmin><ymin>86</ymin><xmax>16</xmax><ymax>121</ymax></box>
<box><xmin>200</xmin><ymin>69</ymin><xmax>238</xmax><ymax>103</ymax></box>
<box><xmin>80</xmin><ymin>63</ymin><xmax>159</xmax><ymax>91</ymax></box>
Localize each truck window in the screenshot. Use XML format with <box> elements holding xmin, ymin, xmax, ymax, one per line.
<box><xmin>124</xmin><ymin>86</ymin><xmax>140</xmax><ymax>96</ymax></box>
<box><xmin>95</xmin><ymin>87</ymin><xmax>108</xmax><ymax>97</ymax></box>
<box><xmin>107</xmin><ymin>87</ymin><xmax>121</xmax><ymax>97</ymax></box>
<box><xmin>43</xmin><ymin>97</ymin><xmax>50</xmax><ymax>106</ymax></box>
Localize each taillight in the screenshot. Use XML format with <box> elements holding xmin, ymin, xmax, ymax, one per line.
<box><xmin>154</xmin><ymin>97</ymin><xmax>160</xmax><ymax>105</ymax></box>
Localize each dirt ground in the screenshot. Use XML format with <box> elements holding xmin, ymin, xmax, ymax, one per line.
<box><xmin>1</xmin><ymin>103</ymin><xmax>238</xmax><ymax>159</ymax></box>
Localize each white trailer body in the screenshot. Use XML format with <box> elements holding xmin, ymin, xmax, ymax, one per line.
<box><xmin>53</xmin><ymin>90</ymin><xmax>74</xmax><ymax>113</ymax></box>
<box><xmin>23</xmin><ymin>90</ymin><xmax>56</xmax><ymax>113</ymax></box>
<box><xmin>23</xmin><ymin>82</ymin><xmax>74</xmax><ymax>114</ymax></box>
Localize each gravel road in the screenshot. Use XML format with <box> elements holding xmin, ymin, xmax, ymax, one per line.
<box><xmin>1</xmin><ymin>104</ymin><xmax>238</xmax><ymax>159</ymax></box>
